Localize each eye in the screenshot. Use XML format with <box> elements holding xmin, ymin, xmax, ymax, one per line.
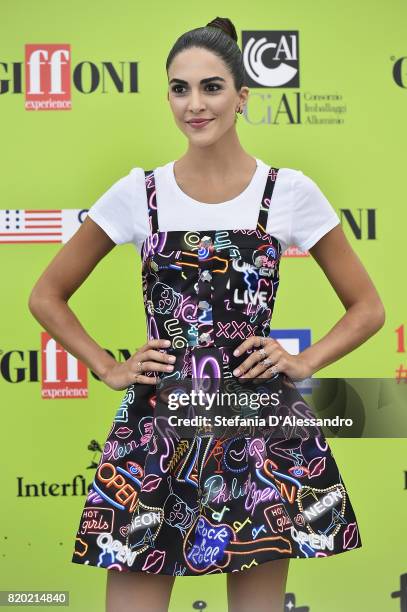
<box><xmin>171</xmin><ymin>85</ymin><xmax>186</xmax><ymax>94</ymax></box>
<box><xmin>206</xmin><ymin>83</ymin><xmax>222</xmax><ymax>92</ymax></box>
<box><xmin>170</xmin><ymin>83</ymin><xmax>223</xmax><ymax>95</ymax></box>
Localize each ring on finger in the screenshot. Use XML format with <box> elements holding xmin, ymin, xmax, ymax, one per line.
<box><xmin>263</xmin><ymin>357</ymin><xmax>273</xmax><ymax>366</ymax></box>
<box><xmin>259</xmin><ymin>347</ymin><xmax>267</xmax><ymax>358</ymax></box>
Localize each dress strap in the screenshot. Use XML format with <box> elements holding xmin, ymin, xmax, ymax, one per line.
<box><xmin>144</xmin><ymin>169</ymin><xmax>159</xmax><ymax>234</ymax></box>
<box><xmin>256</xmin><ymin>167</ymin><xmax>279</xmax><ymax>233</ymax></box>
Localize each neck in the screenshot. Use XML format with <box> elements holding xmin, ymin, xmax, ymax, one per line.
<box><xmin>179</xmin><ymin>128</ymin><xmax>255</xmax><ymax>175</ymax></box>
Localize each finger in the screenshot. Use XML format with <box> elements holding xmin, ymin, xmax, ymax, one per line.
<box><xmin>134</xmin><ymin>361</ymin><xmax>175</xmax><ymax>375</ymax></box>
<box><xmin>249</xmin><ymin>342</ymin><xmax>270</xmax><ymax>365</ymax></box>
<box><xmin>259</xmin><ymin>355</ymin><xmax>284</xmax><ymax>378</ymax></box>
<box><xmin>142</xmin><ymin>349</ymin><xmax>176</xmax><ymax>364</ymax></box>
<box><xmin>233</xmin><ymin>335</ymin><xmax>262</xmax><ymax>357</ymax></box>
<box><xmin>233</xmin><ymin>350</ymin><xmax>262</xmax><ymax>376</ymax></box>
<box><xmin>258</xmin><ymin>365</ymin><xmax>280</xmax><ymax>379</ymax></box>
<box><xmin>145</xmin><ymin>338</ymin><xmax>172</xmax><ymax>350</ymax></box>
<box><xmin>133</xmin><ymin>373</ymin><xmax>159</xmax><ymax>385</ymax></box>
<box><xmin>241</xmin><ymin>361</ymin><xmax>272</xmax><ymax>379</ymax></box>
<box><xmin>239</xmin><ymin>357</ymin><xmax>270</xmax><ymax>379</ymax></box>
<box><xmin>233</xmin><ymin>342</ymin><xmax>277</xmax><ymax>376</ymax></box>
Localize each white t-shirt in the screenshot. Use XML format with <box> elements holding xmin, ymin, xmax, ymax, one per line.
<box><xmin>86</xmin><ymin>157</ymin><xmax>340</xmax><ymax>254</ymax></box>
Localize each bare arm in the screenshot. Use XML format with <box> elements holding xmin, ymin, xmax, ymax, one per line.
<box><xmin>28</xmin><ymin>216</ymin><xmax>119</xmax><ymax>379</ymax></box>
<box><xmin>232</xmin><ymin>223</ymin><xmax>385</xmax><ymax>381</ymax></box>
<box><xmin>297</xmin><ymin>223</ymin><xmax>385</xmax><ymax>374</ymax></box>
<box><xmin>28</xmin><ymin>216</ymin><xmax>175</xmax><ymax>388</ymax></box>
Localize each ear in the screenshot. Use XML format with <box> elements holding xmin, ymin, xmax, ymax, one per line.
<box><xmin>240</xmin><ymin>86</ymin><xmax>250</xmax><ymax>105</ymax></box>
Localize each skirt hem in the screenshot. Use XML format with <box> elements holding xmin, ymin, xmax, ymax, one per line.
<box><xmin>70</xmin><ymin>541</ymin><xmax>363</xmax><ymax>577</ymax></box>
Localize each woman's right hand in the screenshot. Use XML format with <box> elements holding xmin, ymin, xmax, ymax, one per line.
<box><xmin>99</xmin><ymin>339</ymin><xmax>176</xmax><ymax>390</ymax></box>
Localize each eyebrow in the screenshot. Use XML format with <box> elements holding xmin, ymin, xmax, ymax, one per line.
<box><xmin>168</xmin><ymin>76</ymin><xmax>226</xmax><ymax>85</ymax></box>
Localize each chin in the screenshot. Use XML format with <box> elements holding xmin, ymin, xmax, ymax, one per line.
<box><xmin>191</xmin><ymin>134</ymin><xmax>221</xmax><ymax>145</ymax></box>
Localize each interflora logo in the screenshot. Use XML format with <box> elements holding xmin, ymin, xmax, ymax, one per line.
<box><xmin>0</xmin><ymin>44</ymin><xmax>139</xmax><ymax>110</ymax></box>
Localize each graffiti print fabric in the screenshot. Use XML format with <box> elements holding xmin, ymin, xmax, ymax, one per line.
<box><xmin>71</xmin><ymin>166</ymin><xmax>362</xmax><ymax>575</ymax></box>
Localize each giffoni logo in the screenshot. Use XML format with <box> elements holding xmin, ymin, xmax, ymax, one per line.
<box><xmin>0</xmin><ymin>333</ymin><xmax>134</xmax><ymax>396</ymax></box>
<box><xmin>0</xmin><ymin>44</ymin><xmax>139</xmax><ymax>110</ymax></box>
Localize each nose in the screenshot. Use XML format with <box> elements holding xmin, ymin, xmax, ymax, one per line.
<box><xmin>187</xmin><ymin>88</ymin><xmax>206</xmax><ymax>113</ymax></box>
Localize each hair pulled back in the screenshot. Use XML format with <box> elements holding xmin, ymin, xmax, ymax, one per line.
<box><xmin>166</xmin><ymin>17</ymin><xmax>245</xmax><ymax>92</ymax></box>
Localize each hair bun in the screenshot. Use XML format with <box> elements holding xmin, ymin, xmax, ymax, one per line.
<box><xmin>206</xmin><ymin>17</ymin><xmax>238</xmax><ymax>42</ymax></box>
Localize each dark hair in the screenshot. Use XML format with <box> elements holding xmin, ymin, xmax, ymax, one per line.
<box><xmin>166</xmin><ymin>17</ymin><xmax>245</xmax><ymax>92</ymax></box>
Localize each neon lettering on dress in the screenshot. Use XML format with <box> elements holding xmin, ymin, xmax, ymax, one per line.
<box><xmin>95</xmin><ymin>463</ymin><xmax>138</xmax><ymax>512</ymax></box>
<box><xmin>245</xmin><ymin>480</ymin><xmax>280</xmax><ymax>516</ymax></box>
<box><xmin>128</xmin><ymin>512</ymin><xmax>162</xmax><ymax>533</ymax></box>
<box><xmin>96</xmin><ymin>533</ymin><xmax>138</xmax><ymax>567</ymax></box>
<box><xmin>233</xmin><ymin>288</ymin><xmax>268</xmax><ymax>307</ymax></box>
<box><xmin>302</xmin><ymin>488</ymin><xmax>343</xmax><ymax>521</ymax></box>
<box><xmin>290</xmin><ymin>526</ymin><xmax>334</xmax><ymax>551</ymax></box>
<box><xmin>102</xmin><ymin>439</ymin><xmax>140</xmax><ymax>461</ymax></box>
<box><xmin>185</xmin><ymin>516</ymin><xmax>231</xmax><ymax>570</ymax></box>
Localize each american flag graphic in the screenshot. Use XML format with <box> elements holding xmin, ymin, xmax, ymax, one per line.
<box><xmin>0</xmin><ymin>209</ymin><xmax>86</xmax><ymax>243</ymax></box>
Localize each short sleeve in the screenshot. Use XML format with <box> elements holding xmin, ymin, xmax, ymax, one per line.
<box><xmin>86</xmin><ymin>168</ymin><xmax>149</xmax><ymax>250</ymax></box>
<box><xmin>289</xmin><ymin>171</ymin><xmax>340</xmax><ymax>251</ymax></box>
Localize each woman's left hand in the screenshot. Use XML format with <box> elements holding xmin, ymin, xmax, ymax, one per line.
<box><xmin>232</xmin><ymin>336</ymin><xmax>313</xmax><ymax>382</ymax></box>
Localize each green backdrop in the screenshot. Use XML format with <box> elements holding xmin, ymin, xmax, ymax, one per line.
<box><xmin>1</xmin><ymin>1</ymin><xmax>406</xmax><ymax>610</ymax></box>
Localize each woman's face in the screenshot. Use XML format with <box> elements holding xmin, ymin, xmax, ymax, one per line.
<box><xmin>167</xmin><ymin>47</ymin><xmax>248</xmax><ymax>146</ymax></box>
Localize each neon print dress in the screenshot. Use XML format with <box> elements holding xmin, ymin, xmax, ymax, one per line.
<box><xmin>71</xmin><ymin>166</ymin><xmax>362</xmax><ymax>575</ymax></box>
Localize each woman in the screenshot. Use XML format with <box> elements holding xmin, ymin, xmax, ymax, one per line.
<box><xmin>29</xmin><ymin>16</ymin><xmax>385</xmax><ymax>612</ymax></box>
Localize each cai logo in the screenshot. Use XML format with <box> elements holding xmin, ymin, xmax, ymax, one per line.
<box><xmin>242</xmin><ymin>31</ymin><xmax>299</xmax><ymax>88</ymax></box>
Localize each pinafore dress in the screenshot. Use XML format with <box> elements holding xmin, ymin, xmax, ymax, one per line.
<box><xmin>71</xmin><ymin>166</ymin><xmax>362</xmax><ymax>575</ymax></box>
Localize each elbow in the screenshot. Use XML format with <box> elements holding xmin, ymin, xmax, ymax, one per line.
<box><xmin>28</xmin><ymin>289</ymin><xmax>42</xmax><ymax>319</ymax></box>
<box><xmin>376</xmin><ymin>303</ymin><xmax>386</xmax><ymax>330</ymax></box>
<box><xmin>368</xmin><ymin>300</ymin><xmax>386</xmax><ymax>333</ymax></box>
<box><xmin>349</xmin><ymin>298</ymin><xmax>385</xmax><ymax>336</ymax></box>
<box><xmin>28</xmin><ymin>288</ymin><xmax>53</xmax><ymax>319</ymax></box>
<box><xmin>28</xmin><ymin>287</ymin><xmax>67</xmax><ymax>319</ymax></box>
